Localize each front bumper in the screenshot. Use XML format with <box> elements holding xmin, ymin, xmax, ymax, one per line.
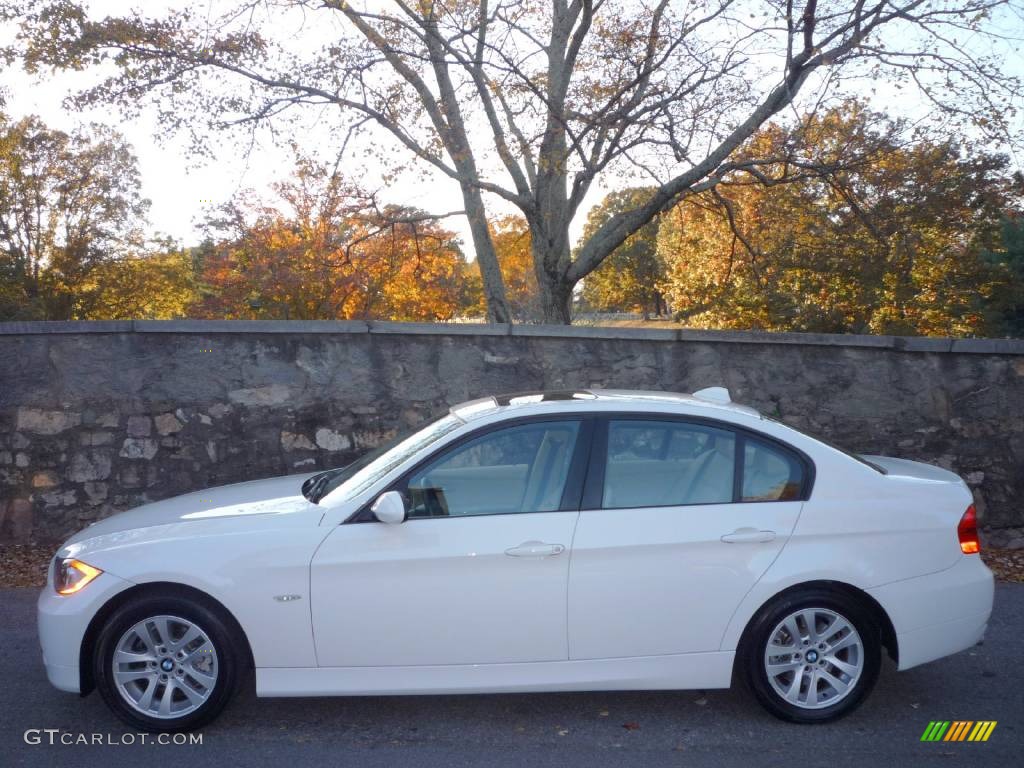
<box><xmin>867</xmin><ymin>555</ymin><xmax>994</xmax><ymax>670</ymax></box>
<box><xmin>37</xmin><ymin>569</ymin><xmax>133</xmax><ymax>693</ymax></box>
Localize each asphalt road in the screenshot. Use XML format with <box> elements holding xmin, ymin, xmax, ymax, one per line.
<box><xmin>2</xmin><ymin>585</ymin><xmax>1021</xmax><ymax>768</ymax></box>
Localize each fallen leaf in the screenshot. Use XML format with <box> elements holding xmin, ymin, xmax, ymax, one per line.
<box><xmin>598</xmin><ymin>709</ymin><xmax>610</xmax><ymax>718</ymax></box>
<box><xmin>981</xmin><ymin>547</ymin><xmax>1024</xmax><ymax>583</ymax></box>
<box><xmin>623</xmin><ymin>722</ymin><xmax>641</xmax><ymax>731</ymax></box>
<box><xmin>0</xmin><ymin>544</ymin><xmax>53</xmax><ymax>588</ymax></box>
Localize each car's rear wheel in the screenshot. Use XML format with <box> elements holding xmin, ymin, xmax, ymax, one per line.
<box><xmin>93</xmin><ymin>595</ymin><xmax>240</xmax><ymax>731</ymax></box>
<box><xmin>742</xmin><ymin>588</ymin><xmax>881</xmax><ymax>723</ymax></box>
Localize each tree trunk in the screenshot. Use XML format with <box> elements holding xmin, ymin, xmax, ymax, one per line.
<box><xmin>529</xmin><ymin>222</ymin><xmax>574</xmax><ymax>324</ymax></box>
<box><xmin>417</xmin><ymin>14</ymin><xmax>512</xmax><ymax>325</ymax></box>
<box><xmin>460</xmin><ymin>182</ymin><xmax>512</xmax><ymax>324</ymax></box>
<box><xmin>535</xmin><ymin>273</ymin><xmax>574</xmax><ymax>323</ymax></box>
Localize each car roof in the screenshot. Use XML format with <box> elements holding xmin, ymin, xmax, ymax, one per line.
<box><xmin>450</xmin><ymin>388</ymin><xmax>762</xmax><ymax>422</ymax></box>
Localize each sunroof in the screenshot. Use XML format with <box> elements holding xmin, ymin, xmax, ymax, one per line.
<box><xmin>494</xmin><ymin>390</ymin><xmax>596</xmax><ymax>406</ymax></box>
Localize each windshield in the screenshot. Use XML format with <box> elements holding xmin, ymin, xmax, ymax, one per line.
<box><xmin>302</xmin><ymin>412</ymin><xmax>464</xmax><ymax>504</ymax></box>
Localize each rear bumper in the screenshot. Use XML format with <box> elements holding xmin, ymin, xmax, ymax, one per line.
<box><xmin>867</xmin><ymin>555</ymin><xmax>994</xmax><ymax>670</ymax></box>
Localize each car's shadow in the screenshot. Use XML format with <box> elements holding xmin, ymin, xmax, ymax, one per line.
<box><xmin>204</xmin><ymin>655</ymin><xmax>932</xmax><ymax>745</ymax></box>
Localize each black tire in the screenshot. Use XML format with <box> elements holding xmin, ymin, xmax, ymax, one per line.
<box><xmin>93</xmin><ymin>594</ymin><xmax>241</xmax><ymax>732</ymax></box>
<box><xmin>742</xmin><ymin>588</ymin><xmax>881</xmax><ymax>724</ymax></box>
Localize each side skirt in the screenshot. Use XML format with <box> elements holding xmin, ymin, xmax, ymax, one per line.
<box><xmin>256</xmin><ymin>651</ymin><xmax>735</xmax><ymax>697</ymax></box>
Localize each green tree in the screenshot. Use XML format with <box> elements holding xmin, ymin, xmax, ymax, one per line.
<box><xmin>79</xmin><ymin>241</ymin><xmax>199</xmax><ymax>319</ymax></box>
<box><xmin>984</xmin><ymin>214</ymin><xmax>1024</xmax><ymax>337</ymax></box>
<box><xmin>0</xmin><ymin>114</ymin><xmax>148</xmax><ymax>319</ymax></box>
<box><xmin>580</xmin><ymin>188</ymin><xmax>665</xmax><ymax>318</ymax></box>
<box><xmin>657</xmin><ymin>104</ymin><xmax>1016</xmax><ymax>336</ymax></box>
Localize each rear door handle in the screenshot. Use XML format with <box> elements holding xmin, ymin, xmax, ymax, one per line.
<box><xmin>504</xmin><ymin>541</ymin><xmax>565</xmax><ymax>557</ymax></box>
<box><xmin>721</xmin><ymin>527</ymin><xmax>776</xmax><ymax>544</ymax></box>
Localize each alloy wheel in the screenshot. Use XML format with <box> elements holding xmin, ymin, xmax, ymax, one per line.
<box><xmin>763</xmin><ymin>607</ymin><xmax>864</xmax><ymax>710</ymax></box>
<box><xmin>112</xmin><ymin>614</ymin><xmax>219</xmax><ymax>719</ymax></box>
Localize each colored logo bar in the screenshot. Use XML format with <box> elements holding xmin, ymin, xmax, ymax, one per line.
<box><xmin>921</xmin><ymin>721</ymin><xmax>997</xmax><ymax>742</ymax></box>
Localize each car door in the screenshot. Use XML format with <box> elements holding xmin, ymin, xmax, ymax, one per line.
<box><xmin>311</xmin><ymin>417</ymin><xmax>591</xmax><ymax>667</ymax></box>
<box><xmin>567</xmin><ymin>416</ymin><xmax>807</xmax><ymax>660</ymax></box>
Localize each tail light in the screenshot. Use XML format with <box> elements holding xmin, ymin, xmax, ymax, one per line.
<box><xmin>958</xmin><ymin>505</ymin><xmax>980</xmax><ymax>555</ymax></box>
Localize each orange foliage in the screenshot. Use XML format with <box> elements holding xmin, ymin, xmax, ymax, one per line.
<box><xmin>193</xmin><ymin>158</ymin><xmax>469</xmax><ymax>321</ymax></box>
<box><xmin>489</xmin><ymin>215</ymin><xmax>540</xmax><ymax>320</ymax></box>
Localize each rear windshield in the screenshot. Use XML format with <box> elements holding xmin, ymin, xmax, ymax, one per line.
<box><xmin>764</xmin><ymin>416</ymin><xmax>887</xmax><ymax>474</ymax></box>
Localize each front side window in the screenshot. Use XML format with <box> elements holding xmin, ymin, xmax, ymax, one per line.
<box><xmin>603</xmin><ymin>420</ymin><xmax>736</xmax><ymax>508</ymax></box>
<box><xmin>406</xmin><ymin>420</ymin><xmax>581</xmax><ymax>518</ymax></box>
<box><xmin>742</xmin><ymin>437</ymin><xmax>804</xmax><ymax>501</ymax></box>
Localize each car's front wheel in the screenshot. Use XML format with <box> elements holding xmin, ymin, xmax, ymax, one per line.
<box><xmin>93</xmin><ymin>594</ymin><xmax>240</xmax><ymax>731</ymax></box>
<box><xmin>742</xmin><ymin>589</ymin><xmax>881</xmax><ymax>723</ymax></box>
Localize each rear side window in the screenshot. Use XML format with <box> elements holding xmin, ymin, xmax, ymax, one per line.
<box><xmin>742</xmin><ymin>437</ymin><xmax>805</xmax><ymax>501</ymax></box>
<box><xmin>602</xmin><ymin>420</ymin><xmax>736</xmax><ymax>508</ymax></box>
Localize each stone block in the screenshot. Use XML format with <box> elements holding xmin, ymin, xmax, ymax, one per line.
<box><xmin>69</xmin><ymin>451</ymin><xmax>113</xmax><ymax>481</ymax></box>
<box><xmin>32</xmin><ymin>470</ymin><xmax>60</xmax><ymax>488</ymax></box>
<box><xmin>84</xmin><ymin>482</ymin><xmax>108</xmax><ymax>505</ymax></box>
<box><xmin>155</xmin><ymin>413</ymin><xmax>183</xmax><ymax>435</ymax></box>
<box><xmin>315</xmin><ymin>428</ymin><xmax>352</xmax><ymax>451</ymax></box>
<box><xmin>126</xmin><ymin>415</ymin><xmax>152</xmax><ymax>437</ymax></box>
<box><xmin>80</xmin><ymin>431</ymin><xmax>114</xmax><ymax>446</ymax></box>
<box><xmin>120</xmin><ymin>438</ymin><xmax>159</xmax><ymax>460</ymax></box>
<box><xmin>228</xmin><ymin>385</ymin><xmax>291</xmax><ymax>406</ymax></box>
<box><xmin>281</xmin><ymin>431</ymin><xmax>316</xmax><ymax>451</ymax></box>
<box><xmin>16</xmin><ymin>408</ymin><xmax>80</xmax><ymax>435</ymax></box>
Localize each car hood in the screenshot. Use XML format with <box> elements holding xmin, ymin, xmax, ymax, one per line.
<box><xmin>64</xmin><ymin>472</ymin><xmax>320</xmax><ymax>547</ymax></box>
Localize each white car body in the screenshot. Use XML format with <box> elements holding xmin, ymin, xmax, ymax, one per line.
<box><xmin>38</xmin><ymin>389</ymin><xmax>993</xmax><ymax>712</ymax></box>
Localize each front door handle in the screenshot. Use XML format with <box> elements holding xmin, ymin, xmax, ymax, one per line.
<box><xmin>721</xmin><ymin>527</ymin><xmax>776</xmax><ymax>544</ymax></box>
<box><xmin>504</xmin><ymin>541</ymin><xmax>565</xmax><ymax>557</ymax></box>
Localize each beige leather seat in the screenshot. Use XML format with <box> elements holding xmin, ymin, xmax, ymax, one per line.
<box><xmin>742</xmin><ymin>445</ymin><xmax>792</xmax><ymax>500</ymax></box>
<box><xmin>658</xmin><ymin>434</ymin><xmax>735</xmax><ymax>505</ymax></box>
<box><xmin>522</xmin><ymin>429</ymin><xmax>574</xmax><ymax>511</ymax></box>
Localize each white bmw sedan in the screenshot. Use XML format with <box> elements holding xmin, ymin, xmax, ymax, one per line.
<box><xmin>38</xmin><ymin>388</ymin><xmax>994</xmax><ymax>731</ymax></box>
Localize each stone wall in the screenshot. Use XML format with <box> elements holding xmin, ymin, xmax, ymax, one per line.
<box><xmin>1</xmin><ymin>320</ymin><xmax>1022</xmax><ymax>544</ymax></box>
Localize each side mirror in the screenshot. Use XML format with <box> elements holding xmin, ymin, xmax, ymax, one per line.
<box><xmin>371</xmin><ymin>490</ymin><xmax>406</xmax><ymax>524</ymax></box>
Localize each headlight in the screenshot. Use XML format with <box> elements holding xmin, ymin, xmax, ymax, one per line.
<box><xmin>54</xmin><ymin>558</ymin><xmax>103</xmax><ymax>595</ymax></box>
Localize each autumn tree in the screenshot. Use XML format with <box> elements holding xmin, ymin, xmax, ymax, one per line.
<box><xmin>8</xmin><ymin>0</ymin><xmax>1020</xmax><ymax>324</ymax></box>
<box><xmin>0</xmin><ymin>113</ymin><xmax>148</xmax><ymax>319</ymax></box>
<box><xmin>358</xmin><ymin>210</ymin><xmax>474</xmax><ymax>321</ymax></box>
<box><xmin>489</xmin><ymin>216</ymin><xmax>541</xmax><ymax>321</ymax></box>
<box><xmin>580</xmin><ymin>188</ymin><xmax>665</xmax><ymax>318</ymax></box>
<box><xmin>657</xmin><ymin>104</ymin><xmax>1017</xmax><ymax>336</ymax></box>
<box><xmin>194</xmin><ymin>155</ymin><xmax>470</xmax><ymax>321</ymax></box>
<box><xmin>458</xmin><ymin>216</ymin><xmax>541</xmax><ymax>320</ymax></box>
<box><xmin>78</xmin><ymin>241</ymin><xmax>199</xmax><ymax>320</ymax></box>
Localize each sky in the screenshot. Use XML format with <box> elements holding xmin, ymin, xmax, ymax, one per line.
<box><xmin>2</xmin><ymin>1</ymin><xmax>1022</xmax><ymax>256</ymax></box>
<box><xmin>1</xmin><ymin>1</ymin><xmax>493</xmax><ymax>248</ymax></box>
